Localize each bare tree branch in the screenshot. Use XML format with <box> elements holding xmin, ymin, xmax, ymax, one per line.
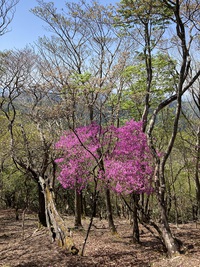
<box><xmin>0</xmin><ymin>0</ymin><xmax>19</xmax><ymax>36</ymax></box>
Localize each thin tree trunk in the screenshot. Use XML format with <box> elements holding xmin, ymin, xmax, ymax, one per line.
<box><xmin>105</xmin><ymin>188</ymin><xmax>117</xmax><ymax>234</ymax></box>
<box><xmin>81</xmin><ymin>179</ymin><xmax>99</xmax><ymax>256</ymax></box>
<box><xmin>156</xmin><ymin>167</ymin><xmax>181</xmax><ymax>256</ymax></box>
<box><xmin>82</xmin><ymin>193</ymin><xmax>87</xmax><ymax>218</ymax></box>
<box><xmin>159</xmin><ymin>196</ymin><xmax>180</xmax><ymax>256</ymax></box>
<box><xmin>132</xmin><ymin>193</ymin><xmax>140</xmax><ymax>243</ymax></box>
<box><xmin>96</xmin><ymin>148</ymin><xmax>117</xmax><ymax>233</ymax></box>
<box><xmin>74</xmin><ymin>188</ymin><xmax>83</xmax><ymax>228</ymax></box>
<box><xmin>195</xmin><ymin>127</ymin><xmax>200</xmax><ymax>218</ymax></box>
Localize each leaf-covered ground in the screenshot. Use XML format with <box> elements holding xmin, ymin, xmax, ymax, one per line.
<box><xmin>0</xmin><ymin>209</ymin><xmax>200</xmax><ymax>267</ymax></box>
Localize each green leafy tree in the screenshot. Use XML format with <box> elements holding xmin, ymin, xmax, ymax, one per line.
<box><xmin>117</xmin><ymin>0</ymin><xmax>172</xmax><ymax>130</ymax></box>
<box><xmin>119</xmin><ymin>53</ymin><xmax>178</xmax><ymax>120</ymax></box>
<box><xmin>117</xmin><ymin>0</ymin><xmax>200</xmax><ymax>256</ymax></box>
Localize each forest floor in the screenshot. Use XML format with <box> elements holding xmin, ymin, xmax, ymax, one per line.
<box><xmin>1</xmin><ymin>209</ymin><xmax>200</xmax><ymax>267</ymax></box>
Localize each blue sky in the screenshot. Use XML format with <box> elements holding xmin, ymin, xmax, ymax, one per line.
<box><xmin>0</xmin><ymin>0</ymin><xmax>118</xmax><ymax>51</ymax></box>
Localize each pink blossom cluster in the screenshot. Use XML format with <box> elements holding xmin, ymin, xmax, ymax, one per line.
<box><xmin>55</xmin><ymin>120</ymin><xmax>154</xmax><ymax>194</ymax></box>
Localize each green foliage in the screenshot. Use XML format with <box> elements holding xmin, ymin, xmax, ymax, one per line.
<box><xmin>71</xmin><ymin>72</ymin><xmax>92</xmax><ymax>84</ymax></box>
<box><xmin>118</xmin><ymin>0</ymin><xmax>173</xmax><ymax>27</ymax></box>
<box><xmin>0</xmin><ymin>0</ymin><xmax>199</xmax><ymax>230</ymax></box>
<box><xmin>0</xmin><ymin>167</ymin><xmax>37</xmax><ymax>209</ymax></box>
<box><xmin>117</xmin><ymin>53</ymin><xmax>178</xmax><ymax>121</ymax></box>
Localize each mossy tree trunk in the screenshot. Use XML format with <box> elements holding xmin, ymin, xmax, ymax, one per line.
<box><xmin>39</xmin><ymin>176</ymin><xmax>79</xmax><ymax>255</ymax></box>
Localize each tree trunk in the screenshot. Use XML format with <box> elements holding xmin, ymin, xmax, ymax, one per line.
<box><xmin>96</xmin><ymin>148</ymin><xmax>117</xmax><ymax>233</ymax></box>
<box><xmin>105</xmin><ymin>188</ymin><xmax>117</xmax><ymax>233</ymax></box>
<box><xmin>82</xmin><ymin>193</ymin><xmax>87</xmax><ymax>218</ymax></box>
<box><xmin>74</xmin><ymin>189</ymin><xmax>83</xmax><ymax>228</ymax></box>
<box><xmin>132</xmin><ymin>193</ymin><xmax>140</xmax><ymax>243</ymax></box>
<box><xmin>39</xmin><ymin>176</ymin><xmax>79</xmax><ymax>255</ymax></box>
<box><xmin>38</xmin><ymin>183</ymin><xmax>47</xmax><ymax>227</ymax></box>
<box><xmin>195</xmin><ymin>127</ymin><xmax>200</xmax><ymax>218</ymax></box>
<box><xmin>157</xmin><ymin>169</ymin><xmax>181</xmax><ymax>256</ymax></box>
<box><xmin>159</xmin><ymin>198</ymin><xmax>180</xmax><ymax>256</ymax></box>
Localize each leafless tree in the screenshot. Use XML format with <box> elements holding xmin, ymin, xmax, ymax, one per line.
<box><xmin>0</xmin><ymin>0</ymin><xmax>19</xmax><ymax>36</ymax></box>
<box><xmin>0</xmin><ymin>48</ymin><xmax>79</xmax><ymax>254</ymax></box>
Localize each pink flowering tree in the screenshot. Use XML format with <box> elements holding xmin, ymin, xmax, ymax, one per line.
<box><xmin>55</xmin><ymin>119</ymin><xmax>153</xmax><ymax>195</ymax></box>
<box><xmin>55</xmin><ymin>120</ymin><xmax>153</xmax><ymax>252</ymax></box>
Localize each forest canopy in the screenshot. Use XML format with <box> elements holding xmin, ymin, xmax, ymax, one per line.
<box><xmin>0</xmin><ymin>0</ymin><xmax>200</xmax><ymax>258</ymax></box>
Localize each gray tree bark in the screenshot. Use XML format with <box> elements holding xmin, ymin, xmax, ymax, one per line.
<box><xmin>39</xmin><ymin>176</ymin><xmax>79</xmax><ymax>254</ymax></box>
